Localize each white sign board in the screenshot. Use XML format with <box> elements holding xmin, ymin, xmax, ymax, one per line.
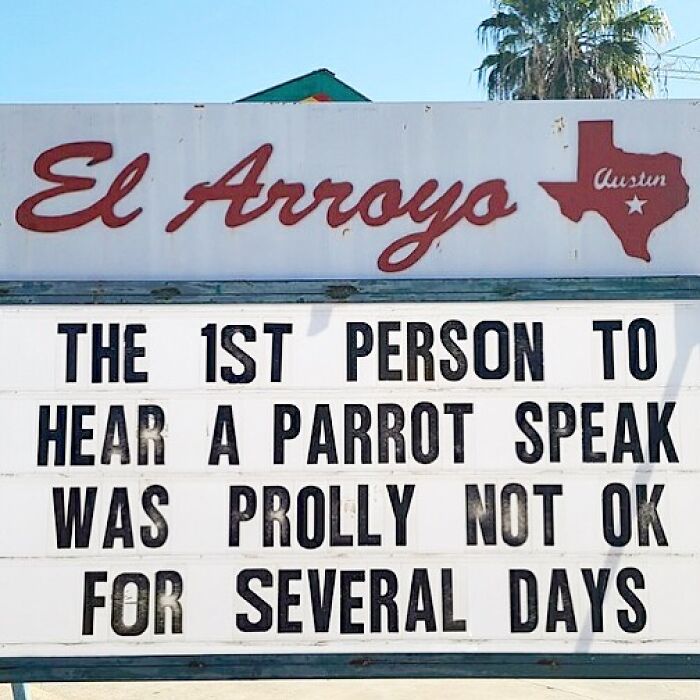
<box><xmin>0</xmin><ymin>101</ymin><xmax>698</xmax><ymax>281</ymax></box>
<box><xmin>0</xmin><ymin>299</ymin><xmax>697</xmax><ymax>656</ymax></box>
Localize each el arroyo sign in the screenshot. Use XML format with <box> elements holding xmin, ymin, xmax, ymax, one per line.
<box><xmin>0</xmin><ymin>102</ymin><xmax>695</xmax><ymax>280</ymax></box>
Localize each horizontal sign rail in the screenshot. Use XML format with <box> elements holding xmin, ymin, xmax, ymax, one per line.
<box><xmin>2</xmin><ymin>653</ymin><xmax>700</xmax><ymax>682</ymax></box>
<box><xmin>1</xmin><ymin>276</ymin><xmax>700</xmax><ymax>304</ymax></box>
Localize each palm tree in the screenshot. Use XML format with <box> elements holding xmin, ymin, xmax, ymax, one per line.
<box><xmin>477</xmin><ymin>0</ymin><xmax>670</xmax><ymax>99</ymax></box>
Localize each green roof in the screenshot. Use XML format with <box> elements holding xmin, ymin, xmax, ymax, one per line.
<box><xmin>238</xmin><ymin>69</ymin><xmax>370</xmax><ymax>103</ymax></box>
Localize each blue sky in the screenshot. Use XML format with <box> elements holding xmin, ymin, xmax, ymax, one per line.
<box><xmin>3</xmin><ymin>0</ymin><xmax>699</xmax><ymax>103</ymax></box>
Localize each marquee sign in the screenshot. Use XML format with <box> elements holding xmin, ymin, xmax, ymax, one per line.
<box><xmin>2</xmin><ymin>101</ymin><xmax>700</xmax><ymax>682</ymax></box>
<box><xmin>0</xmin><ymin>294</ymin><xmax>697</xmax><ymax>675</ymax></box>
<box><xmin>0</xmin><ymin>101</ymin><xmax>697</xmax><ymax>280</ymax></box>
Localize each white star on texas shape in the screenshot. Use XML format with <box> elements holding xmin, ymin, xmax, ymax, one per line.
<box><xmin>626</xmin><ymin>195</ymin><xmax>647</xmax><ymax>215</ymax></box>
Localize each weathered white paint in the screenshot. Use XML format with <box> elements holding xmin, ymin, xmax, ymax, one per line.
<box><xmin>0</xmin><ymin>101</ymin><xmax>697</xmax><ymax>280</ymax></box>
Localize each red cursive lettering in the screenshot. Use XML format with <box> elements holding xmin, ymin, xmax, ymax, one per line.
<box><xmin>16</xmin><ymin>142</ymin><xmax>149</xmax><ymax>233</ymax></box>
<box><xmin>166</xmin><ymin>144</ymin><xmax>518</xmax><ymax>272</ymax></box>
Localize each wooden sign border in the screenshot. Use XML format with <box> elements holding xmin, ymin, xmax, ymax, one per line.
<box><xmin>1</xmin><ymin>276</ymin><xmax>698</xmax><ymax>305</ymax></box>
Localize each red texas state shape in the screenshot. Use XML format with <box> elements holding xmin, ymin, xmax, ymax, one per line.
<box><xmin>539</xmin><ymin>121</ymin><xmax>689</xmax><ymax>262</ymax></box>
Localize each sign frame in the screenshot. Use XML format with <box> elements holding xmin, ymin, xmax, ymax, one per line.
<box><xmin>2</xmin><ymin>274</ymin><xmax>700</xmax><ymax>682</ymax></box>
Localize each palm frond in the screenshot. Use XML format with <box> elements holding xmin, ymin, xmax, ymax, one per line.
<box><xmin>475</xmin><ymin>0</ymin><xmax>670</xmax><ymax>100</ymax></box>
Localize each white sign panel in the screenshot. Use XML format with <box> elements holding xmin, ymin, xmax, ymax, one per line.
<box><xmin>0</xmin><ymin>299</ymin><xmax>697</xmax><ymax>656</ymax></box>
<box><xmin>0</xmin><ymin>101</ymin><xmax>698</xmax><ymax>280</ymax></box>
